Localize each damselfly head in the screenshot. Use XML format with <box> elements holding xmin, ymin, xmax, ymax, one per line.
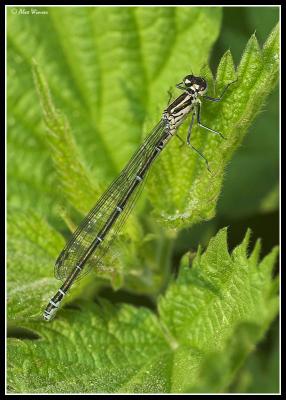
<box><xmin>182</xmin><ymin>75</ymin><xmax>207</xmax><ymax>94</ymax></box>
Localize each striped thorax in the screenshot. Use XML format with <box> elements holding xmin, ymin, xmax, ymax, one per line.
<box><xmin>163</xmin><ymin>74</ymin><xmax>208</xmax><ymax>134</ymax></box>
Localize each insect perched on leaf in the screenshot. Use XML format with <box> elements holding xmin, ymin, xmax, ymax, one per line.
<box><xmin>44</xmin><ymin>73</ymin><xmax>237</xmax><ymax>321</ymax></box>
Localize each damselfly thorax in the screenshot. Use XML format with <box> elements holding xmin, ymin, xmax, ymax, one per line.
<box><xmin>164</xmin><ymin>80</ymin><xmax>208</xmax><ymax>134</ymax></box>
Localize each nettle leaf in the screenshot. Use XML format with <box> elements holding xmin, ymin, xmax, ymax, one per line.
<box><xmin>7</xmin><ymin>9</ymin><xmax>279</xmax><ymax>394</ymax></box>
<box><xmin>30</xmin><ymin>63</ymin><xmax>176</xmax><ymax>296</ymax></box>
<box><xmin>6</xmin><ymin>208</ymin><xmax>169</xmax><ymax>321</ymax></box>
<box><xmin>8</xmin><ymin>228</ymin><xmax>278</xmax><ymax>393</ymax></box>
<box><xmin>26</xmin><ymin>23</ymin><xmax>278</xmax><ymax>280</ymax></box>
<box><xmin>149</xmin><ymin>23</ymin><xmax>279</xmax><ymax>227</ymax></box>
<box><xmin>17</xmin><ymin>7</ymin><xmax>224</xmax><ymax>297</ymax></box>
<box><xmin>32</xmin><ymin>60</ymin><xmax>101</xmax><ymax>215</ymax></box>
<box><xmin>7</xmin><ymin>211</ymin><xmax>66</xmax><ymax>320</ymax></box>
<box><xmin>213</xmin><ymin>9</ymin><xmax>279</xmax><ymax>219</ymax></box>
<box><xmin>7</xmin><ymin>7</ymin><xmax>222</xmax><ymax>221</ymax></box>
<box><xmin>230</xmin><ymin>320</ymin><xmax>279</xmax><ymax>393</ymax></box>
<box><xmin>7</xmin><ymin>210</ymin><xmax>134</xmax><ymax>321</ymax></box>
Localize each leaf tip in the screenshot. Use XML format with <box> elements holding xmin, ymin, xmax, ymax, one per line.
<box><xmin>232</xmin><ymin>228</ymin><xmax>252</xmax><ymax>261</ymax></box>
<box><xmin>245</xmin><ymin>32</ymin><xmax>261</xmax><ymax>54</ymax></box>
<box><xmin>216</xmin><ymin>50</ymin><xmax>235</xmax><ymax>84</ymax></box>
<box><xmin>241</xmin><ymin>227</ymin><xmax>252</xmax><ymax>255</ymax></box>
<box><xmin>256</xmin><ymin>245</ymin><xmax>279</xmax><ymax>297</ymax></box>
<box><xmin>205</xmin><ymin>226</ymin><xmax>229</xmax><ymax>258</ymax></box>
<box><xmin>259</xmin><ymin>245</ymin><xmax>279</xmax><ymax>274</ymax></box>
<box><xmin>262</xmin><ymin>22</ymin><xmax>279</xmax><ymax>51</ymax></box>
<box><xmin>249</xmin><ymin>238</ymin><xmax>262</xmax><ymax>266</ymax></box>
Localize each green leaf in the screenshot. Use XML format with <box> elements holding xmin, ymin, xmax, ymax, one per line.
<box><xmin>8</xmin><ymin>7</ymin><xmax>225</xmax><ymax>296</ymax></box>
<box><xmin>32</xmin><ymin>59</ymin><xmax>101</xmax><ymax>214</ymax></box>
<box><xmin>7</xmin><ymin>211</ymin><xmax>65</xmax><ymax>320</ymax></box>
<box><xmin>8</xmin><ymin>228</ymin><xmax>278</xmax><ymax>393</ymax></box>
<box><xmin>17</xmin><ymin>18</ymin><xmax>279</xmax><ymax>233</ymax></box>
<box><xmin>7</xmin><ymin>9</ymin><xmax>279</xmax><ymax>394</ymax></box>
<box><xmin>184</xmin><ymin>322</ymin><xmax>268</xmax><ymax>393</ymax></box>
<box><xmin>230</xmin><ymin>319</ymin><xmax>279</xmax><ymax>393</ymax></box>
<box><xmin>210</xmin><ymin>9</ymin><xmax>279</xmax><ymax>219</ymax></box>
<box><xmin>7</xmin><ymin>7</ymin><xmax>222</xmax><ymax>221</ymax></box>
<box><xmin>7</xmin><ymin>210</ymin><xmax>131</xmax><ymax>321</ymax></box>
<box><xmin>149</xmin><ymin>24</ymin><xmax>279</xmax><ymax>228</ymax></box>
<box><xmin>7</xmin><ymin>211</ymin><xmax>62</xmax><ymax>320</ymax></box>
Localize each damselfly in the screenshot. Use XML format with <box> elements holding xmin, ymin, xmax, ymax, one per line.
<box><xmin>44</xmin><ymin>74</ymin><xmax>236</xmax><ymax>321</ymax></box>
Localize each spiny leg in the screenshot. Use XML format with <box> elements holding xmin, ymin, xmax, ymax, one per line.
<box><xmin>175</xmin><ymin>133</ymin><xmax>185</xmax><ymax>147</ymax></box>
<box><xmin>203</xmin><ymin>78</ymin><xmax>237</xmax><ymax>102</ymax></box>
<box><xmin>176</xmin><ymin>83</ymin><xmax>186</xmax><ymax>91</ymax></box>
<box><xmin>186</xmin><ymin>112</ymin><xmax>211</xmax><ymax>173</ymax></box>
<box><xmin>196</xmin><ymin>102</ymin><xmax>225</xmax><ymax>139</ymax></box>
<box><xmin>167</xmin><ymin>87</ymin><xmax>174</xmax><ymax>105</ymax></box>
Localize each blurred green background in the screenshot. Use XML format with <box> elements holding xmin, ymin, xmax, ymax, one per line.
<box><xmin>7</xmin><ymin>6</ymin><xmax>279</xmax><ymax>393</ymax></box>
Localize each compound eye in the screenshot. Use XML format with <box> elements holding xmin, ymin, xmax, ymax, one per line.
<box><xmin>195</xmin><ymin>77</ymin><xmax>206</xmax><ymax>90</ymax></box>
<box><xmin>183</xmin><ymin>75</ymin><xmax>194</xmax><ymax>86</ymax></box>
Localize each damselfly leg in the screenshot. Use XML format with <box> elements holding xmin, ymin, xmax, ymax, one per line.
<box><xmin>167</xmin><ymin>87</ymin><xmax>174</xmax><ymax>105</ymax></box>
<box><xmin>175</xmin><ymin>133</ymin><xmax>185</xmax><ymax>147</ymax></box>
<box><xmin>185</xmin><ymin>79</ymin><xmax>237</xmax><ymax>171</ymax></box>
<box><xmin>203</xmin><ymin>79</ymin><xmax>237</xmax><ymax>102</ymax></box>
<box><xmin>186</xmin><ymin>112</ymin><xmax>211</xmax><ymax>172</ymax></box>
<box><xmin>196</xmin><ymin>102</ymin><xmax>225</xmax><ymax>139</ymax></box>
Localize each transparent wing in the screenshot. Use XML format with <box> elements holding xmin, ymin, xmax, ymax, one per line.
<box><xmin>55</xmin><ymin>119</ymin><xmax>167</xmax><ymax>282</ymax></box>
<box><xmin>83</xmin><ymin>165</ymin><xmax>151</xmax><ymax>279</ymax></box>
